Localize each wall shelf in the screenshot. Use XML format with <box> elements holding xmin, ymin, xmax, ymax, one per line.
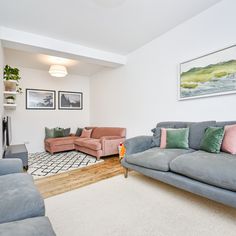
<box><xmin>3</xmin><ymin>91</ymin><xmax>17</xmax><ymax>95</ymax></box>
<box><xmin>4</xmin><ymin>104</ymin><xmax>17</xmax><ymax>110</ymax></box>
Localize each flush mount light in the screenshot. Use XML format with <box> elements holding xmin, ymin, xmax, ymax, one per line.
<box><xmin>49</xmin><ymin>65</ymin><xmax>68</xmax><ymax>77</ymax></box>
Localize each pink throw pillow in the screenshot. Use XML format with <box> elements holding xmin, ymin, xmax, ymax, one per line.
<box><xmin>160</xmin><ymin>128</ymin><xmax>167</xmax><ymax>149</ymax></box>
<box><xmin>221</xmin><ymin>125</ymin><xmax>236</xmax><ymax>154</ymax></box>
<box><xmin>80</xmin><ymin>128</ymin><xmax>92</xmax><ymax>138</ymax></box>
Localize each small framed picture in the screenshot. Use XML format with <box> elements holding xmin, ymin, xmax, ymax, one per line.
<box><xmin>26</xmin><ymin>89</ymin><xmax>56</xmax><ymax>110</ymax></box>
<box><xmin>58</xmin><ymin>91</ymin><xmax>83</xmax><ymax>110</ymax></box>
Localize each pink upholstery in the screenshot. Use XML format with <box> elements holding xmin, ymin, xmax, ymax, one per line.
<box><xmin>75</xmin><ymin>127</ymin><xmax>126</xmax><ymax>160</ymax></box>
<box><xmin>45</xmin><ymin>127</ymin><xmax>126</xmax><ymax>160</ymax></box>
<box><xmin>74</xmin><ymin>138</ymin><xmax>102</xmax><ymax>151</ymax></box>
<box><xmin>91</xmin><ymin>127</ymin><xmax>126</xmax><ymax>139</ymax></box>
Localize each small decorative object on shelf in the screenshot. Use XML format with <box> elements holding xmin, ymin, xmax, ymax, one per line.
<box><xmin>3</xmin><ymin>65</ymin><xmax>22</xmax><ymax>110</ymax></box>
<box><xmin>6</xmin><ymin>95</ymin><xmax>15</xmax><ymax>104</ymax></box>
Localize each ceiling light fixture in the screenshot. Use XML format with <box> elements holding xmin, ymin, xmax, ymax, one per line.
<box><xmin>49</xmin><ymin>65</ymin><xmax>68</xmax><ymax>77</ymax></box>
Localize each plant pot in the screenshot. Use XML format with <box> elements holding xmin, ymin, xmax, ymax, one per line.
<box><xmin>6</xmin><ymin>98</ymin><xmax>15</xmax><ymax>104</ymax></box>
<box><xmin>4</xmin><ymin>80</ymin><xmax>17</xmax><ymax>92</ymax></box>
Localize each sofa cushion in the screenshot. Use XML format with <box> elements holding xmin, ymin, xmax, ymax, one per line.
<box><xmin>0</xmin><ymin>173</ymin><xmax>45</xmax><ymax>224</ymax></box>
<box><xmin>75</xmin><ymin>138</ymin><xmax>102</xmax><ymax>151</ymax></box>
<box><xmin>125</xmin><ymin>147</ymin><xmax>193</xmax><ymax>172</ymax></box>
<box><xmin>0</xmin><ymin>217</ymin><xmax>56</xmax><ymax>236</ymax></box>
<box><xmin>45</xmin><ymin>136</ymin><xmax>77</xmax><ymax>146</ymax></box>
<box><xmin>222</xmin><ymin>124</ymin><xmax>236</xmax><ymax>154</ymax></box>
<box><xmin>188</xmin><ymin>121</ymin><xmax>216</xmax><ymax>150</ymax></box>
<box><xmin>170</xmin><ymin>150</ymin><xmax>236</xmax><ymax>191</ymax></box>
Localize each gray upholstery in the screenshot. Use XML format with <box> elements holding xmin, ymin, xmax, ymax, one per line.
<box><xmin>188</xmin><ymin>121</ymin><xmax>216</xmax><ymax>149</ymax></box>
<box><xmin>124</xmin><ymin>136</ymin><xmax>153</xmax><ymax>155</ymax></box>
<box><xmin>126</xmin><ymin>147</ymin><xmax>193</xmax><ymax>171</ymax></box>
<box><xmin>0</xmin><ymin>159</ymin><xmax>23</xmax><ymax>176</ymax></box>
<box><xmin>170</xmin><ymin>150</ymin><xmax>236</xmax><ymax>191</ymax></box>
<box><xmin>216</xmin><ymin>121</ymin><xmax>236</xmax><ymax>127</ymax></box>
<box><xmin>0</xmin><ymin>173</ymin><xmax>45</xmax><ymax>224</ymax></box>
<box><xmin>4</xmin><ymin>144</ymin><xmax>28</xmax><ymax>167</ymax></box>
<box><xmin>122</xmin><ymin>159</ymin><xmax>236</xmax><ymax>208</ymax></box>
<box><xmin>0</xmin><ymin>217</ymin><xmax>56</xmax><ymax>236</ymax></box>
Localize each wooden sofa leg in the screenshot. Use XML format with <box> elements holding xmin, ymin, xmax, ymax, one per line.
<box><xmin>124</xmin><ymin>168</ymin><xmax>129</xmax><ymax>178</ymax></box>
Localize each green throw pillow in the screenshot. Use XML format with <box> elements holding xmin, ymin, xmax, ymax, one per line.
<box><xmin>54</xmin><ymin>127</ymin><xmax>65</xmax><ymax>138</ymax></box>
<box><xmin>166</xmin><ymin>128</ymin><xmax>189</xmax><ymax>149</ymax></box>
<box><xmin>45</xmin><ymin>127</ymin><xmax>55</xmax><ymax>139</ymax></box>
<box><xmin>200</xmin><ymin>127</ymin><xmax>225</xmax><ymax>153</ymax></box>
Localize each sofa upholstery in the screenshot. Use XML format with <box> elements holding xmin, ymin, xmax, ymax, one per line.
<box><xmin>126</xmin><ymin>147</ymin><xmax>193</xmax><ymax>172</ymax></box>
<box><xmin>75</xmin><ymin>127</ymin><xmax>126</xmax><ymax>160</ymax></box>
<box><xmin>45</xmin><ymin>127</ymin><xmax>126</xmax><ymax>160</ymax></box>
<box><xmin>0</xmin><ymin>159</ymin><xmax>55</xmax><ymax>235</ymax></box>
<box><xmin>122</xmin><ymin>120</ymin><xmax>236</xmax><ymax>208</ymax></box>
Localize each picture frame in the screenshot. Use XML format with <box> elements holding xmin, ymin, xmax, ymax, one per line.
<box><xmin>178</xmin><ymin>44</ymin><xmax>236</xmax><ymax>100</ymax></box>
<box><xmin>26</xmin><ymin>89</ymin><xmax>56</xmax><ymax>110</ymax></box>
<box><xmin>58</xmin><ymin>91</ymin><xmax>83</xmax><ymax>110</ymax></box>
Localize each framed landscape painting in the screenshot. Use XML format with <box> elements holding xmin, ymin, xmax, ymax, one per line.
<box><xmin>179</xmin><ymin>45</ymin><xmax>236</xmax><ymax>100</ymax></box>
<box><xmin>26</xmin><ymin>89</ymin><xmax>56</xmax><ymax>110</ymax></box>
<box><xmin>58</xmin><ymin>91</ymin><xmax>83</xmax><ymax>110</ymax></box>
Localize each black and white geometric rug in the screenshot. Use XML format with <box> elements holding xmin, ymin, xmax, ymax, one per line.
<box><xmin>28</xmin><ymin>151</ymin><xmax>103</xmax><ymax>178</ymax></box>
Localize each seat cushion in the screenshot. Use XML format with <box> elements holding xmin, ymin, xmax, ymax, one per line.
<box><xmin>0</xmin><ymin>217</ymin><xmax>56</xmax><ymax>236</ymax></box>
<box><xmin>125</xmin><ymin>147</ymin><xmax>193</xmax><ymax>171</ymax></box>
<box><xmin>74</xmin><ymin>138</ymin><xmax>102</xmax><ymax>151</ymax></box>
<box><xmin>45</xmin><ymin>136</ymin><xmax>77</xmax><ymax>146</ymax></box>
<box><xmin>0</xmin><ymin>173</ymin><xmax>45</xmax><ymax>224</ymax></box>
<box><xmin>170</xmin><ymin>150</ymin><xmax>236</xmax><ymax>191</ymax></box>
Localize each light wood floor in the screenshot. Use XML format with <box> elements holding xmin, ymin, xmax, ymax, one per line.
<box><xmin>35</xmin><ymin>156</ymin><xmax>125</xmax><ymax>199</ymax></box>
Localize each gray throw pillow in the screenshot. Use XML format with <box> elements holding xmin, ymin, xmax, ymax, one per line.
<box><xmin>63</xmin><ymin>128</ymin><xmax>71</xmax><ymax>137</ymax></box>
<box><xmin>76</xmin><ymin>128</ymin><xmax>83</xmax><ymax>137</ymax></box>
<box><xmin>188</xmin><ymin>121</ymin><xmax>216</xmax><ymax>150</ymax></box>
<box><xmin>45</xmin><ymin>127</ymin><xmax>55</xmax><ymax>139</ymax></box>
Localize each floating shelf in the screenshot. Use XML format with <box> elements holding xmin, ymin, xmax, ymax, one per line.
<box><xmin>4</xmin><ymin>104</ymin><xmax>17</xmax><ymax>110</ymax></box>
<box><xmin>3</xmin><ymin>91</ymin><xmax>17</xmax><ymax>95</ymax></box>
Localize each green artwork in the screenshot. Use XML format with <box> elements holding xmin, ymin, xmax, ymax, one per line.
<box><xmin>179</xmin><ymin>45</ymin><xmax>236</xmax><ymax>99</ymax></box>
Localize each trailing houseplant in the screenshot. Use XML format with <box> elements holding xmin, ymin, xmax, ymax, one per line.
<box><xmin>3</xmin><ymin>65</ymin><xmax>22</xmax><ymax>93</ymax></box>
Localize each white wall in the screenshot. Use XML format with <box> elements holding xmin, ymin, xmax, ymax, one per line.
<box><xmin>90</xmin><ymin>0</ymin><xmax>236</xmax><ymax>138</ymax></box>
<box><xmin>5</xmin><ymin>67</ymin><xmax>90</xmax><ymax>152</ymax></box>
<box><xmin>0</xmin><ymin>41</ymin><xmax>4</xmax><ymax>156</ymax></box>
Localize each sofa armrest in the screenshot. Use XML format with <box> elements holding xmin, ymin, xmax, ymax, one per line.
<box><xmin>124</xmin><ymin>136</ymin><xmax>153</xmax><ymax>155</ymax></box>
<box><xmin>0</xmin><ymin>159</ymin><xmax>23</xmax><ymax>176</ymax></box>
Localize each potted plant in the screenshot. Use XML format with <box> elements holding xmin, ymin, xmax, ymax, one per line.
<box><xmin>6</xmin><ymin>95</ymin><xmax>15</xmax><ymax>104</ymax></box>
<box><xmin>3</xmin><ymin>65</ymin><xmax>22</xmax><ymax>93</ymax></box>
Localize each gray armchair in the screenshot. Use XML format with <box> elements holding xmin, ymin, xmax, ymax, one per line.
<box><xmin>0</xmin><ymin>158</ymin><xmax>23</xmax><ymax>176</ymax></box>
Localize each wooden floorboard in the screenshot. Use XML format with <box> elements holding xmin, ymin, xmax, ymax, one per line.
<box><xmin>35</xmin><ymin>156</ymin><xmax>125</xmax><ymax>199</ymax></box>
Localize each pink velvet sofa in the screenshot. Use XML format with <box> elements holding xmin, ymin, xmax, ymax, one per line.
<box><xmin>45</xmin><ymin>127</ymin><xmax>126</xmax><ymax>160</ymax></box>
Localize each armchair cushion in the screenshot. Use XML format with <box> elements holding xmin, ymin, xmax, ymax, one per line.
<box><xmin>0</xmin><ymin>173</ymin><xmax>45</xmax><ymax>224</ymax></box>
<box><xmin>0</xmin><ymin>159</ymin><xmax>23</xmax><ymax>176</ymax></box>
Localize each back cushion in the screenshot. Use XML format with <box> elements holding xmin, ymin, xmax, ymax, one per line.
<box><xmin>91</xmin><ymin>127</ymin><xmax>126</xmax><ymax>139</ymax></box>
<box><xmin>216</xmin><ymin>121</ymin><xmax>236</xmax><ymax>127</ymax></box>
<box><xmin>188</xmin><ymin>121</ymin><xmax>216</xmax><ymax>150</ymax></box>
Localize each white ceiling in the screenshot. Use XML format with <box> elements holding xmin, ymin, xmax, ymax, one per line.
<box><xmin>4</xmin><ymin>48</ymin><xmax>106</xmax><ymax>76</ymax></box>
<box><xmin>0</xmin><ymin>0</ymin><xmax>221</xmax><ymax>55</ymax></box>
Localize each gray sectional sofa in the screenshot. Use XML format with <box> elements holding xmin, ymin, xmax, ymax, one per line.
<box><xmin>0</xmin><ymin>158</ymin><xmax>56</xmax><ymax>236</ymax></box>
<box><xmin>121</xmin><ymin>121</ymin><xmax>236</xmax><ymax>208</ymax></box>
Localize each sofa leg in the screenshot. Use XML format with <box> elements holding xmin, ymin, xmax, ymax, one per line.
<box><xmin>124</xmin><ymin>168</ymin><xmax>129</xmax><ymax>178</ymax></box>
<box><xmin>96</xmin><ymin>156</ymin><xmax>100</xmax><ymax>161</ymax></box>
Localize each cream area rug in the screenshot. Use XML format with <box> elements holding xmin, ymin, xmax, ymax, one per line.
<box><xmin>45</xmin><ymin>172</ymin><xmax>236</xmax><ymax>236</ymax></box>
<box><xmin>28</xmin><ymin>151</ymin><xmax>103</xmax><ymax>178</ymax></box>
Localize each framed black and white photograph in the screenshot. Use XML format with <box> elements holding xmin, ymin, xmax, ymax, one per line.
<box><xmin>58</xmin><ymin>91</ymin><xmax>83</xmax><ymax>110</ymax></box>
<box><xmin>26</xmin><ymin>89</ymin><xmax>56</xmax><ymax>110</ymax></box>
